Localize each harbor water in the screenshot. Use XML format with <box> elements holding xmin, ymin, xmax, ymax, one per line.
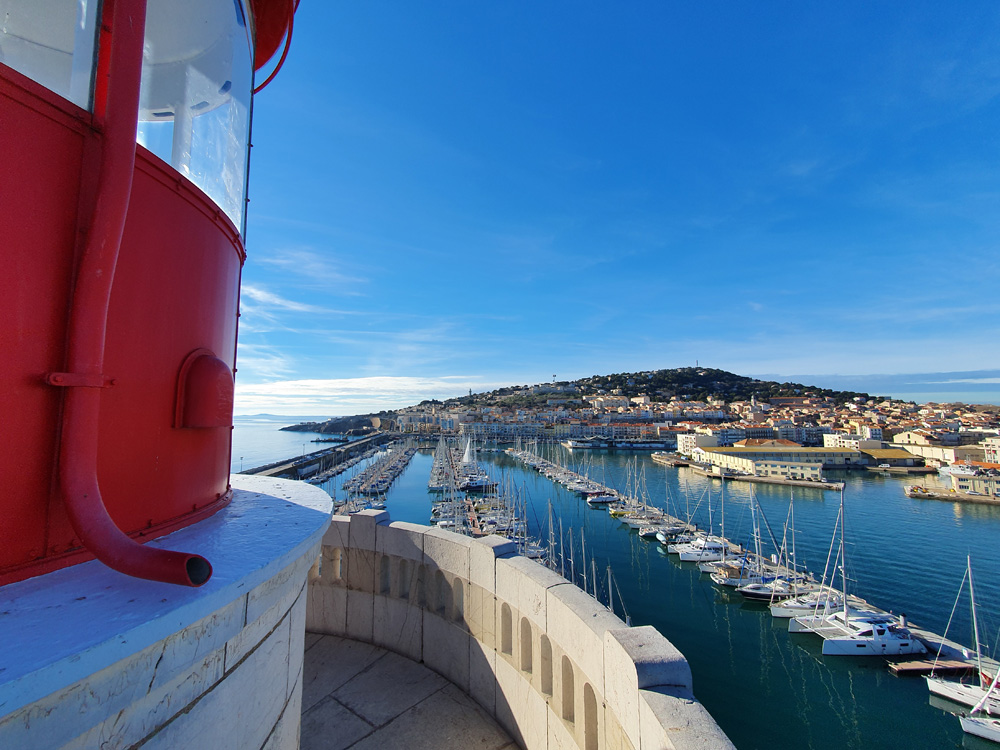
<box><xmin>231</xmin><ymin>414</ymin><xmax>335</xmax><ymax>472</ymax></box>
<box><xmin>239</xmin><ymin>422</ymin><xmax>1000</xmax><ymax>749</ymax></box>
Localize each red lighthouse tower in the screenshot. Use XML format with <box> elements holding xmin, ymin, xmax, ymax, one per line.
<box><xmin>0</xmin><ymin>3</ymin><xmax>338</xmax><ymax>747</ymax></box>
<box><xmin>1</xmin><ymin>0</ymin><xmax>296</xmax><ymax>587</ymax></box>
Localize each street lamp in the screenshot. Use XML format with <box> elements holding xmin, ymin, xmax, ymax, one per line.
<box><xmin>302</xmin><ymin>443</ymin><xmax>306</xmax><ymax>457</ymax></box>
<box><xmin>240</xmin><ymin>456</ymin><xmax>244</xmax><ymax>472</ymax></box>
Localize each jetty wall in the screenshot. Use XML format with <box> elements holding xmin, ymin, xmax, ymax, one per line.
<box><xmin>307</xmin><ymin>510</ymin><xmax>734</xmax><ymax>750</ymax></box>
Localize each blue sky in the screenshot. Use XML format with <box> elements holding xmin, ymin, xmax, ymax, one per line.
<box><xmin>236</xmin><ymin>2</ymin><xmax>1000</xmax><ymax>415</ymax></box>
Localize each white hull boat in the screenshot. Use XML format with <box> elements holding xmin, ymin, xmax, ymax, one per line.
<box><xmin>770</xmin><ymin>589</ymin><xmax>872</xmax><ymax>618</ymax></box>
<box><xmin>791</xmin><ymin>609</ymin><xmax>926</xmax><ymax>655</ymax></box>
<box><xmin>738</xmin><ymin>579</ymin><xmax>821</xmax><ymax>602</ymax></box>
<box><xmin>961</xmin><ymin>715</ymin><xmax>1000</xmax><ymax>743</ymax></box>
<box><xmin>674</xmin><ymin>535</ymin><xmax>728</xmax><ymax>561</ymax></box>
<box><xmin>819</xmin><ymin>622</ymin><xmax>926</xmax><ymax>656</ymax></box>
<box><xmin>789</xmin><ymin>609</ymin><xmax>892</xmax><ymax>634</ymax></box>
<box><xmin>927</xmin><ymin>676</ymin><xmax>1000</xmax><ymax>713</ymax></box>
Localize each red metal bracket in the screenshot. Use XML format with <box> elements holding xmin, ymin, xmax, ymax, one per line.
<box><xmin>46</xmin><ymin>372</ymin><xmax>116</xmax><ymax>388</ymax></box>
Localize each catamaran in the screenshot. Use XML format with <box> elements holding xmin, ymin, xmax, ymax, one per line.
<box><xmin>789</xmin><ymin>489</ymin><xmax>926</xmax><ymax>656</ymax></box>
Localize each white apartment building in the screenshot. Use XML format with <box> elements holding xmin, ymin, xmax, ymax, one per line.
<box><xmin>823</xmin><ymin>433</ymin><xmax>883</xmax><ymax>450</ymax></box>
<box><xmin>677</xmin><ymin>433</ymin><xmax>719</xmax><ymax>455</ymax></box>
<box><xmin>984</xmin><ymin>436</ymin><xmax>1000</xmax><ymax>464</ymax></box>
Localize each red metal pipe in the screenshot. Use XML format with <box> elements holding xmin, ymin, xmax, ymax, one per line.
<box><xmin>253</xmin><ymin>0</ymin><xmax>296</xmax><ymax>94</ymax></box>
<box><xmin>56</xmin><ymin>0</ymin><xmax>212</xmax><ymax>587</ymax></box>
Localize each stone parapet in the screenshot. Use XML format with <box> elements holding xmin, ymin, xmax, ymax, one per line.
<box><xmin>307</xmin><ymin>511</ymin><xmax>734</xmax><ymax>750</ymax></box>
<box><xmin>0</xmin><ymin>475</ymin><xmax>331</xmax><ymax>750</ymax></box>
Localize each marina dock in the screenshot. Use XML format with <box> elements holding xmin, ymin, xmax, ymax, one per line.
<box><xmin>651</xmin><ymin>452</ymin><xmax>690</xmax><ymax>467</ymax></box>
<box><xmin>905</xmin><ymin>485</ymin><xmax>1000</xmax><ymax>506</ymax></box>
<box><xmin>503</xmin><ymin>445</ymin><xmax>994</xmax><ymax>691</ymax></box>
<box><xmin>688</xmin><ymin>464</ymin><xmax>845</xmax><ymax>490</ymax></box>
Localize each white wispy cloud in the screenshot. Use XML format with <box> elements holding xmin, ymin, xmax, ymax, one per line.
<box><xmin>233</xmin><ymin>375</ymin><xmax>507</xmax><ymax>415</ymax></box>
<box><xmin>256</xmin><ymin>248</ymin><xmax>368</xmax><ymax>291</ymax></box>
<box><xmin>932</xmin><ymin>377</ymin><xmax>1000</xmax><ymax>385</ymax></box>
<box><xmin>235</xmin><ymin>343</ymin><xmax>297</xmax><ymax>380</ymax></box>
<box><xmin>241</xmin><ymin>285</ymin><xmax>335</xmax><ymax>314</ymax></box>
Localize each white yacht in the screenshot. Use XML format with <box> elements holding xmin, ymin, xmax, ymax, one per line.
<box><xmin>928</xmin><ymin>676</ymin><xmax>1000</xmax><ymax>713</ymax></box>
<box><xmin>675</xmin><ymin>536</ymin><xmax>729</xmax><ymax>562</ymax></box>
<box><xmin>791</xmin><ymin>609</ymin><xmax>926</xmax><ymax>656</ymax></box>
<box><xmin>960</xmin><ymin>715</ymin><xmax>1000</xmax><ymax>744</ymax></box>
<box><xmin>738</xmin><ymin>579</ymin><xmax>820</xmax><ymax>602</ymax></box>
<box><xmin>769</xmin><ymin>588</ymin><xmax>873</xmax><ymax>618</ymax></box>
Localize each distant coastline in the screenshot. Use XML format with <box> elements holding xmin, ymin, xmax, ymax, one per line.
<box><xmin>751</xmin><ymin>369</ymin><xmax>1000</xmax><ymax>407</ymax></box>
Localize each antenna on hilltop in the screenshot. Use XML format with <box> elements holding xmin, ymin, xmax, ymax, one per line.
<box><xmin>553</xmin><ymin>374</ymin><xmax>557</xmax><ymax>382</ymax></box>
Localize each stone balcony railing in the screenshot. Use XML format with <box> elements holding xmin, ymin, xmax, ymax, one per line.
<box><xmin>306</xmin><ymin>510</ymin><xmax>734</xmax><ymax>750</ymax></box>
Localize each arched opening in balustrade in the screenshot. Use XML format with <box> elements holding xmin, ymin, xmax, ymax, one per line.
<box><xmin>540</xmin><ymin>635</ymin><xmax>553</xmax><ymax>695</ymax></box>
<box><xmin>330</xmin><ymin>548</ymin><xmax>343</xmax><ymax>582</ymax></box>
<box><xmin>584</xmin><ymin>682</ymin><xmax>598</xmax><ymax>750</ymax></box>
<box><xmin>434</xmin><ymin>570</ymin><xmax>450</xmax><ymax>616</ymax></box>
<box><xmin>520</xmin><ymin>617</ymin><xmax>533</xmax><ymax>673</ymax></box>
<box><xmin>379</xmin><ymin>555</ymin><xmax>390</xmax><ymax>594</ymax></box>
<box><xmin>561</xmin><ymin>655</ymin><xmax>575</xmax><ymax>722</ymax></box>
<box><xmin>398</xmin><ymin>559</ymin><xmax>410</xmax><ymax>599</ymax></box>
<box><xmin>501</xmin><ymin>603</ymin><xmax>513</xmax><ymax>655</ymax></box>
<box><xmin>452</xmin><ymin>578</ymin><xmax>464</xmax><ymax>623</ymax></box>
<box><xmin>416</xmin><ymin>564</ymin><xmax>427</xmax><ymax>607</ymax></box>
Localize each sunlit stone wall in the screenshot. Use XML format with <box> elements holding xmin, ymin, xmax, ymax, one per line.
<box><xmin>307</xmin><ymin>510</ymin><xmax>734</xmax><ymax>750</ymax></box>
<box><xmin>0</xmin><ymin>476</ymin><xmax>331</xmax><ymax>750</ymax></box>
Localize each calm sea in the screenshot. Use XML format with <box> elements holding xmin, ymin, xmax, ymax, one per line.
<box><xmin>237</xmin><ymin>421</ymin><xmax>1000</xmax><ymax>749</ymax></box>
<box><xmin>231</xmin><ymin>414</ymin><xmax>334</xmax><ymax>472</ymax></box>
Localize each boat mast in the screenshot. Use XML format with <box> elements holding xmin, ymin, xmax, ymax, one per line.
<box><xmin>547</xmin><ymin>501</ymin><xmax>556</xmax><ymax>571</ymax></box>
<box><xmin>972</xmin><ymin>655</ymin><xmax>1000</xmax><ymax>715</ymax></box>
<box><xmin>581</xmin><ymin>528</ymin><xmax>588</xmax><ymax>593</ymax></box>
<box><xmin>568</xmin><ymin>526</ymin><xmax>575</xmax><ymax>584</ymax></box>
<box><xmin>751</xmin><ymin>488</ymin><xmax>763</xmax><ymax>563</ymax></box>
<box><xmin>707</xmin><ymin>485</ymin><xmax>714</xmax><ymax>538</ymax></box>
<box><xmin>968</xmin><ymin>555</ymin><xmax>984</xmax><ymax>684</ymax></box>
<box><xmin>559</xmin><ymin>517</ymin><xmax>566</xmax><ymax>578</ymax></box>
<box><xmin>720</xmin><ymin>478</ymin><xmax>725</xmax><ymax>547</ymax></box>
<box><xmin>790</xmin><ymin>494</ymin><xmax>797</xmax><ymax>576</ymax></box>
<box><xmin>840</xmin><ymin>487</ymin><xmax>848</xmax><ymax>621</ymax></box>
<box><xmin>607</xmin><ymin>564</ymin><xmax>614</xmax><ymax>616</ymax></box>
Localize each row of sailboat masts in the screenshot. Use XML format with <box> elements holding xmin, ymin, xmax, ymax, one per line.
<box><xmin>543</xmin><ymin>500</ymin><xmax>629</xmax><ymax>625</ymax></box>
<box><xmin>341</xmin><ymin>443</ymin><xmax>416</xmax><ymax>495</ymax></box>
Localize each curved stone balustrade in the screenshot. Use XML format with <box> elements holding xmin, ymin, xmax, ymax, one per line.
<box><xmin>0</xmin><ymin>476</ymin><xmax>332</xmax><ymax>750</ymax></box>
<box><xmin>306</xmin><ymin>510</ymin><xmax>734</xmax><ymax>750</ymax></box>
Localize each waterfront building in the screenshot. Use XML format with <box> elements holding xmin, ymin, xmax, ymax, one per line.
<box><xmin>773</xmin><ymin>423</ymin><xmax>833</xmax><ymax>446</ymax></box>
<box><xmin>984</xmin><ymin>436</ymin><xmax>1000</xmax><ymax>464</ymax></box>
<box><xmin>677</xmin><ymin>433</ymin><xmax>719</xmax><ymax>455</ymax></box>
<box><xmin>951</xmin><ymin>474</ymin><xmax>1000</xmax><ymax>498</ymax></box>
<box><xmin>891</xmin><ymin>442</ymin><xmax>986</xmax><ymax>466</ymax></box>
<box><xmin>859</xmin><ymin>448</ymin><xmax>924</xmax><ymax>467</ymax></box>
<box><xmin>823</xmin><ymin>433</ymin><xmax>884</xmax><ymax>450</ymax></box>
<box><xmin>695</xmin><ymin>451</ymin><xmax>824</xmax><ymax>481</ymax></box>
<box><xmin>694</xmin><ymin>446</ymin><xmax>867</xmax><ymax>468</ymax></box>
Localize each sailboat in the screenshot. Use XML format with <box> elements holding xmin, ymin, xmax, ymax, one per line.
<box><xmin>790</xmin><ymin>489</ymin><xmax>927</xmax><ymax>656</ymax></box>
<box><xmin>738</xmin><ymin>497</ymin><xmax>818</xmax><ymax>601</ymax></box>
<box><xmin>709</xmin><ymin>488</ymin><xmax>779</xmax><ymax>588</ymax></box>
<box><xmin>456</xmin><ymin>437</ymin><xmax>497</xmax><ymax>492</ymax></box>
<box><xmin>960</xmin><ymin>666</ymin><xmax>1000</xmax><ymax>741</ymax></box>
<box><xmin>926</xmin><ymin>556</ymin><xmax>1000</xmax><ymax>713</ymax></box>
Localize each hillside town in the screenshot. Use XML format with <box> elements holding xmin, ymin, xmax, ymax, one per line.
<box><xmin>380</xmin><ymin>373</ymin><xmax>1000</xmax><ymax>499</ymax></box>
